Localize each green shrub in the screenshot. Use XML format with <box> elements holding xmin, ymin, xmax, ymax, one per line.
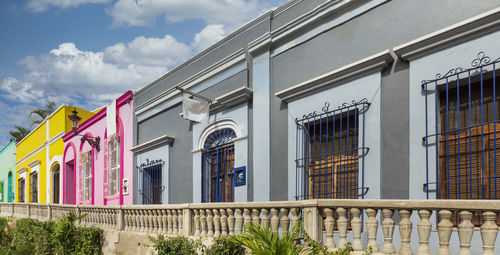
<box><xmin>149</xmin><ymin>235</ymin><xmax>202</xmax><ymax>255</ymax></box>
<box><xmin>73</xmin><ymin>227</ymin><xmax>102</xmax><ymax>255</ymax></box>
<box><xmin>0</xmin><ymin>213</ymin><xmax>102</xmax><ymax>255</ymax></box>
<box><xmin>205</xmin><ymin>236</ymin><xmax>244</xmax><ymax>255</ymax></box>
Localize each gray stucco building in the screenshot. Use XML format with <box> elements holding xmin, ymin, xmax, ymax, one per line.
<box><xmin>132</xmin><ymin>0</ymin><xmax>500</xmax><ymax>208</ymax></box>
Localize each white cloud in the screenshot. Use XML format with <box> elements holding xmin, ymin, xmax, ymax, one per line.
<box><xmin>107</xmin><ymin>0</ymin><xmax>273</xmax><ymax>29</ymax></box>
<box><xmin>1</xmin><ymin>77</ymin><xmax>45</xmax><ymax>104</ymax></box>
<box><xmin>26</xmin><ymin>0</ymin><xmax>109</xmax><ymax>12</ymax></box>
<box><xmin>104</xmin><ymin>34</ymin><xmax>192</xmax><ymax>66</ymax></box>
<box><xmin>191</xmin><ymin>24</ymin><xmax>226</xmax><ymax>52</ymax></box>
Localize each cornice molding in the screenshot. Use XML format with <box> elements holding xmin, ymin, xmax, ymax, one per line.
<box><xmin>275</xmin><ymin>50</ymin><xmax>393</xmax><ymax>102</ymax></box>
<box><xmin>16</xmin><ymin>131</ymin><xmax>65</xmax><ymax>166</ymax></box>
<box><xmin>131</xmin><ymin>135</ymin><xmax>174</xmax><ymax>155</ymax></box>
<box><xmin>210</xmin><ymin>87</ymin><xmax>253</xmax><ymax>113</ymax></box>
<box><xmin>135</xmin><ymin>49</ymin><xmax>246</xmax><ymax>115</ymax></box>
<box><xmin>394</xmin><ymin>7</ymin><xmax>500</xmax><ymax>61</ymax></box>
<box><xmin>27</xmin><ymin>160</ymin><xmax>41</xmax><ymax>168</ymax></box>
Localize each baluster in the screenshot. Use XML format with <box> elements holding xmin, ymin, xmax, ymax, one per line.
<box><xmin>480</xmin><ymin>211</ymin><xmax>498</xmax><ymax>255</ymax></box>
<box><xmin>134</xmin><ymin>210</ymin><xmax>140</xmax><ymax>232</ymax></box>
<box><xmin>416</xmin><ymin>210</ymin><xmax>431</xmax><ymax>255</ymax></box>
<box><xmin>177</xmin><ymin>209</ymin><xmax>183</xmax><ymax>235</ymax></box>
<box><xmin>366</xmin><ymin>208</ymin><xmax>379</xmax><ymax>252</ymax></box>
<box><xmin>280</xmin><ymin>208</ymin><xmax>290</xmax><ymax>234</ymax></box>
<box><xmin>194</xmin><ymin>209</ymin><xmax>201</xmax><ymax>237</ymax></box>
<box><xmin>200</xmin><ymin>209</ymin><xmax>207</xmax><ymax>237</ymax></box>
<box><xmin>105</xmin><ymin>209</ymin><xmax>110</xmax><ymax>228</ymax></box>
<box><xmin>243</xmin><ymin>209</ymin><xmax>251</xmax><ymax>230</ymax></box>
<box><xmin>139</xmin><ymin>210</ymin><xmax>146</xmax><ymax>232</ymax></box>
<box><xmin>458</xmin><ymin>211</ymin><xmax>473</xmax><ymax>255</ymax></box>
<box><xmin>324</xmin><ymin>208</ymin><xmax>336</xmax><ymax>249</ymax></box>
<box><xmin>156</xmin><ymin>210</ymin><xmax>163</xmax><ymax>234</ymax></box>
<box><xmin>399</xmin><ymin>210</ymin><xmax>413</xmax><ymax>255</ymax></box>
<box><xmin>167</xmin><ymin>210</ymin><xmax>173</xmax><ymax>235</ymax></box>
<box><xmin>270</xmin><ymin>208</ymin><xmax>280</xmax><ymax>233</ymax></box>
<box><xmin>261</xmin><ymin>209</ymin><xmax>270</xmax><ymax>229</ymax></box>
<box><xmin>207</xmin><ymin>209</ymin><xmax>214</xmax><ymax>237</ymax></box>
<box><xmin>382</xmin><ymin>209</ymin><xmax>396</xmax><ymax>254</ymax></box>
<box><xmin>227</xmin><ymin>209</ymin><xmax>235</xmax><ymax>236</ymax></box>
<box><xmin>153</xmin><ymin>210</ymin><xmax>159</xmax><ymax>233</ymax></box>
<box><xmin>162</xmin><ymin>210</ymin><xmax>168</xmax><ymax>234</ymax></box>
<box><xmin>220</xmin><ymin>209</ymin><xmax>228</xmax><ymax>237</ymax></box>
<box><xmin>145</xmin><ymin>210</ymin><xmax>152</xmax><ymax>233</ymax></box>
<box><xmin>337</xmin><ymin>208</ymin><xmax>348</xmax><ymax>249</ymax></box>
<box><xmin>172</xmin><ymin>210</ymin><xmax>178</xmax><ymax>235</ymax></box>
<box><xmin>437</xmin><ymin>210</ymin><xmax>452</xmax><ymax>255</ymax></box>
<box><xmin>252</xmin><ymin>209</ymin><xmax>261</xmax><ymax>226</ymax></box>
<box><xmin>235</xmin><ymin>209</ymin><xmax>243</xmax><ymax>234</ymax></box>
<box><xmin>213</xmin><ymin>209</ymin><xmax>221</xmax><ymax>237</ymax></box>
<box><xmin>351</xmin><ymin>208</ymin><xmax>363</xmax><ymax>252</ymax></box>
<box><xmin>291</xmin><ymin>208</ymin><xmax>299</xmax><ymax>230</ymax></box>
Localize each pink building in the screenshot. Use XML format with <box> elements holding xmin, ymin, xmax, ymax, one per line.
<box><xmin>62</xmin><ymin>91</ymin><xmax>134</xmax><ymax>205</ymax></box>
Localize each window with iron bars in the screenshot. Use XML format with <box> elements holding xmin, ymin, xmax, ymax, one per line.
<box><xmin>295</xmin><ymin>100</ymin><xmax>370</xmax><ymax>200</ymax></box>
<box><xmin>422</xmin><ymin>51</ymin><xmax>500</xmax><ymax>225</ymax></box>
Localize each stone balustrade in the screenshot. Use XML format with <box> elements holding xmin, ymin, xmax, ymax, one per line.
<box><xmin>1</xmin><ymin>199</ymin><xmax>500</xmax><ymax>254</ymax></box>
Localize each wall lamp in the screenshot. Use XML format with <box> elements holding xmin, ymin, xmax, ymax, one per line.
<box><xmin>68</xmin><ymin>108</ymin><xmax>100</xmax><ymax>152</ymax></box>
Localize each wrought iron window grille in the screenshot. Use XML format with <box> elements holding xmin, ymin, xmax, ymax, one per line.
<box><xmin>137</xmin><ymin>159</ymin><xmax>165</xmax><ymax>204</ymax></box>
<box><xmin>421</xmin><ymin>51</ymin><xmax>500</xmax><ymax>202</ymax></box>
<box><xmin>295</xmin><ymin>99</ymin><xmax>371</xmax><ymax>200</ymax></box>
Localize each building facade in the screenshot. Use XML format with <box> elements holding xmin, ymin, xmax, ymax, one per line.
<box><xmin>132</xmin><ymin>0</ymin><xmax>500</xmax><ymax>251</ymax></box>
<box><xmin>16</xmin><ymin>105</ymin><xmax>93</xmax><ymax>204</ymax></box>
<box><xmin>62</xmin><ymin>91</ymin><xmax>134</xmax><ymax>205</ymax></box>
<box><xmin>0</xmin><ymin>141</ymin><xmax>16</xmax><ymax>202</ymax></box>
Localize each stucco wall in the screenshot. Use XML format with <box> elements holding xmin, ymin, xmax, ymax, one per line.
<box><xmin>63</xmin><ymin>92</ymin><xmax>134</xmax><ymax>205</ymax></box>
<box><xmin>0</xmin><ymin>142</ymin><xmax>16</xmax><ymax>202</ymax></box>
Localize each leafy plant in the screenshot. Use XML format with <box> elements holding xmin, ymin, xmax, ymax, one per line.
<box><xmin>149</xmin><ymin>235</ymin><xmax>203</xmax><ymax>255</ymax></box>
<box><xmin>205</xmin><ymin>236</ymin><xmax>245</xmax><ymax>255</ymax></box>
<box><xmin>228</xmin><ymin>223</ymin><xmax>307</xmax><ymax>255</ymax></box>
<box><xmin>73</xmin><ymin>227</ymin><xmax>102</xmax><ymax>255</ymax></box>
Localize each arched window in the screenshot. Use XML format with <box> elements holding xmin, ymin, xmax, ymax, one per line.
<box><xmin>202</xmin><ymin>128</ymin><xmax>236</xmax><ymax>202</ymax></box>
<box><xmin>7</xmin><ymin>172</ymin><xmax>13</xmax><ymax>202</ymax></box>
<box><xmin>52</xmin><ymin>164</ymin><xmax>60</xmax><ymax>204</ymax></box>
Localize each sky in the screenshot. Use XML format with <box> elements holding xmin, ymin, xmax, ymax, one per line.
<box><xmin>0</xmin><ymin>0</ymin><xmax>287</xmax><ymax>146</ymax></box>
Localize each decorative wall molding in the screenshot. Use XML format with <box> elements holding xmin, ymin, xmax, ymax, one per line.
<box><xmin>131</xmin><ymin>135</ymin><xmax>174</xmax><ymax>155</ymax></box>
<box><xmin>135</xmin><ymin>49</ymin><xmax>246</xmax><ymax>114</ymax></box>
<box><xmin>16</xmin><ymin>131</ymin><xmax>65</xmax><ymax>166</ymax></box>
<box><xmin>210</xmin><ymin>87</ymin><xmax>253</xmax><ymax>114</ymax></box>
<box><xmin>27</xmin><ymin>160</ymin><xmax>41</xmax><ymax>168</ymax></box>
<box><xmin>275</xmin><ymin>50</ymin><xmax>393</xmax><ymax>102</ymax></box>
<box><xmin>195</xmin><ymin>119</ymin><xmax>243</xmax><ymax>151</ymax></box>
<box><xmin>394</xmin><ymin>7</ymin><xmax>500</xmax><ymax>61</ymax></box>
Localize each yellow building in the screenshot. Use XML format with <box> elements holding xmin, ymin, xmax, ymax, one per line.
<box><xmin>16</xmin><ymin>105</ymin><xmax>93</xmax><ymax>204</ymax></box>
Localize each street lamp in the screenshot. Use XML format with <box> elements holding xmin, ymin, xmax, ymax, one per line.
<box><xmin>68</xmin><ymin>108</ymin><xmax>100</xmax><ymax>152</ymax></box>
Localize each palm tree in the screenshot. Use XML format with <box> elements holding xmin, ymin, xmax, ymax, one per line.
<box><xmin>30</xmin><ymin>101</ymin><xmax>57</xmax><ymax>128</ymax></box>
<box><xmin>9</xmin><ymin>126</ymin><xmax>31</xmax><ymax>142</ymax></box>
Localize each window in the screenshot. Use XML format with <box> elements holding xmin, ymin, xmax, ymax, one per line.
<box><xmin>52</xmin><ymin>164</ymin><xmax>60</xmax><ymax>204</ymax></box>
<box><xmin>295</xmin><ymin>100</ymin><xmax>369</xmax><ymax>200</ymax></box>
<box><xmin>30</xmin><ymin>172</ymin><xmax>38</xmax><ymax>203</ymax></box>
<box><xmin>138</xmin><ymin>159</ymin><xmax>164</xmax><ymax>204</ymax></box>
<box><xmin>80</xmin><ymin>151</ymin><xmax>92</xmax><ymax>202</ymax></box>
<box><xmin>106</xmin><ymin>134</ymin><xmax>120</xmax><ymax>196</ymax></box>
<box><xmin>423</xmin><ymin>52</ymin><xmax>500</xmax><ymax>201</ymax></box>
<box><xmin>202</xmin><ymin>128</ymin><xmax>236</xmax><ymax>203</ymax></box>
<box><xmin>18</xmin><ymin>178</ymin><xmax>25</xmax><ymax>202</ymax></box>
<box><xmin>422</xmin><ymin>52</ymin><xmax>500</xmax><ymax>225</ymax></box>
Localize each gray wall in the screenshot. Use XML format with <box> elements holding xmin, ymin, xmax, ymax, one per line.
<box><xmin>137</xmin><ymin>104</ymin><xmax>193</xmax><ymax>203</ymax></box>
<box><xmin>134</xmin><ymin>0</ymin><xmax>500</xmax><ymax>204</ymax></box>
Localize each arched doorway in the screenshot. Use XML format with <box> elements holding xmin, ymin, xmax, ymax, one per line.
<box><xmin>7</xmin><ymin>171</ymin><xmax>12</xmax><ymax>202</ymax></box>
<box><xmin>52</xmin><ymin>164</ymin><xmax>60</xmax><ymax>204</ymax></box>
<box><xmin>201</xmin><ymin>128</ymin><xmax>236</xmax><ymax>202</ymax></box>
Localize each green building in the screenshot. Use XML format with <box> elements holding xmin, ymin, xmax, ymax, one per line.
<box><xmin>0</xmin><ymin>141</ymin><xmax>15</xmax><ymax>202</ymax></box>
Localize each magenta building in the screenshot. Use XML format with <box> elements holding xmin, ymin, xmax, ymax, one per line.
<box><xmin>62</xmin><ymin>91</ymin><xmax>134</xmax><ymax>205</ymax></box>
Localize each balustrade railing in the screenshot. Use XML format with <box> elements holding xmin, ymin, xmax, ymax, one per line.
<box><xmin>1</xmin><ymin>199</ymin><xmax>499</xmax><ymax>254</ymax></box>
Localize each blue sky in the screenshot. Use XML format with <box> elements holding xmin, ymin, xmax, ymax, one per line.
<box><xmin>0</xmin><ymin>0</ymin><xmax>287</xmax><ymax>146</ymax></box>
